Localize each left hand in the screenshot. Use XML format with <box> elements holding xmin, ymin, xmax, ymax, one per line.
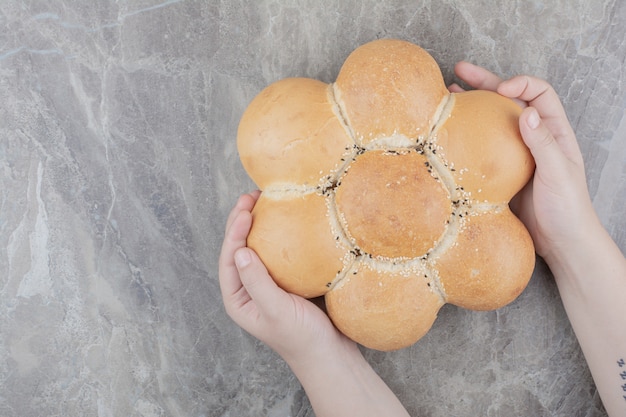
<box><xmin>218</xmin><ymin>191</ymin><xmax>356</xmax><ymax>364</ymax></box>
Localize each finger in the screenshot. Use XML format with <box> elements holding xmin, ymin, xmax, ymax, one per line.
<box><xmin>497</xmin><ymin>76</ymin><xmax>566</xmax><ymax>121</ymax></box>
<box><xmin>249</xmin><ymin>189</ymin><xmax>262</xmax><ymax>201</ymax></box>
<box><xmin>234</xmin><ymin>247</ymin><xmax>289</xmax><ymax>318</ymax></box>
<box><xmin>224</xmin><ymin>192</ymin><xmax>260</xmax><ymax>232</ymax></box>
<box><xmin>219</xmin><ymin>209</ymin><xmax>253</xmax><ymax>299</ymax></box>
<box><xmin>509</xmin><ymin>180</ymin><xmax>536</xmax><ymax>231</ymax></box>
<box><xmin>453</xmin><ymin>61</ymin><xmax>503</xmax><ymax>92</ymax></box>
<box><xmin>448</xmin><ymin>83</ymin><xmax>465</xmax><ymax>93</ymax></box>
<box><xmin>519</xmin><ymin>107</ymin><xmax>570</xmax><ymax>177</ymax></box>
<box><xmin>502</xmin><ymin>76</ymin><xmax>582</xmax><ymax>164</ymax></box>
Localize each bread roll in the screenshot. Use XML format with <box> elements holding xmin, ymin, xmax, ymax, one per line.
<box><xmin>237</xmin><ymin>39</ymin><xmax>535</xmax><ymax>351</ymax></box>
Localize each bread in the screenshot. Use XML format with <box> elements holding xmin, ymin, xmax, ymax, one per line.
<box><xmin>237</xmin><ymin>39</ymin><xmax>535</xmax><ymax>351</ymax></box>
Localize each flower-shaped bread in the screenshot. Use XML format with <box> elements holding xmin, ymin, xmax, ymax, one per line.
<box><xmin>237</xmin><ymin>39</ymin><xmax>536</xmax><ymax>351</ymax></box>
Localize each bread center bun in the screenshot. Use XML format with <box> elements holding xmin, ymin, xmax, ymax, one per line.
<box><xmin>237</xmin><ymin>39</ymin><xmax>536</xmax><ymax>351</ymax></box>
<box><xmin>335</xmin><ymin>150</ymin><xmax>450</xmax><ymax>259</ymax></box>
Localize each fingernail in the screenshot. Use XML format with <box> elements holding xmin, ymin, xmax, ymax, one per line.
<box><xmin>234</xmin><ymin>249</ymin><xmax>251</xmax><ymax>269</ymax></box>
<box><xmin>527</xmin><ymin>108</ymin><xmax>540</xmax><ymax>130</ymax></box>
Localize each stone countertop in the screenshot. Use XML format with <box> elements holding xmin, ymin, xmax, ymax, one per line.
<box><xmin>1</xmin><ymin>1</ymin><xmax>624</xmax><ymax>416</ymax></box>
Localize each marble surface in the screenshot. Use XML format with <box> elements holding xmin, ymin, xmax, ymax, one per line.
<box><xmin>1</xmin><ymin>1</ymin><xmax>624</xmax><ymax>416</ymax></box>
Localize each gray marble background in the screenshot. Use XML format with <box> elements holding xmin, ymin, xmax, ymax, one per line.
<box><xmin>1</xmin><ymin>1</ymin><xmax>624</xmax><ymax>416</ymax></box>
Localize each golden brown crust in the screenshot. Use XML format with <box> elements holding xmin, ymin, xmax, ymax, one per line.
<box><xmin>335</xmin><ymin>150</ymin><xmax>450</xmax><ymax>259</ymax></box>
<box><xmin>433</xmin><ymin>208</ymin><xmax>535</xmax><ymax>310</ymax></box>
<box><xmin>248</xmin><ymin>193</ymin><xmax>349</xmax><ymax>298</ymax></box>
<box><xmin>237</xmin><ymin>77</ymin><xmax>353</xmax><ymax>189</ymax></box>
<box><xmin>334</xmin><ymin>39</ymin><xmax>448</xmax><ymax>146</ymax></box>
<box><xmin>434</xmin><ymin>90</ymin><xmax>535</xmax><ymax>203</ymax></box>
<box><xmin>237</xmin><ymin>39</ymin><xmax>536</xmax><ymax>351</ymax></box>
<box><xmin>325</xmin><ymin>261</ymin><xmax>444</xmax><ymax>351</ymax></box>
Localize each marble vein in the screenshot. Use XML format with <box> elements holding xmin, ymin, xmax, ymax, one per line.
<box><xmin>0</xmin><ymin>1</ymin><xmax>623</xmax><ymax>416</ymax></box>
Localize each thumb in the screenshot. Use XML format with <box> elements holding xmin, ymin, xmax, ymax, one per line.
<box><xmin>234</xmin><ymin>248</ymin><xmax>286</xmax><ymax>313</ymax></box>
<box><xmin>519</xmin><ymin>106</ymin><xmax>568</xmax><ymax>176</ymax></box>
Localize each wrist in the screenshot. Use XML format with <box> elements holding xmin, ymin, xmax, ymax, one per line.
<box><xmin>284</xmin><ymin>334</ymin><xmax>362</xmax><ymax>378</ymax></box>
<box><xmin>542</xmin><ymin>213</ymin><xmax>621</xmax><ymax>297</ymax></box>
<box><xmin>284</xmin><ymin>337</ymin><xmax>411</xmax><ymax>417</ymax></box>
<box><xmin>540</xmin><ymin>204</ymin><xmax>602</xmax><ymax>272</ymax></box>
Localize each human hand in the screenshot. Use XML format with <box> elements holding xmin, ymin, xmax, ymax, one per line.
<box><xmin>218</xmin><ymin>192</ymin><xmax>357</xmax><ymax>365</ymax></box>
<box><xmin>219</xmin><ymin>192</ymin><xmax>411</xmax><ymax>417</ymax></box>
<box><xmin>450</xmin><ymin>62</ymin><xmax>597</xmax><ymax>261</ymax></box>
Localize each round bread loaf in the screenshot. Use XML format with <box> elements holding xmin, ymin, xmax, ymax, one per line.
<box><xmin>237</xmin><ymin>39</ymin><xmax>536</xmax><ymax>351</ymax></box>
